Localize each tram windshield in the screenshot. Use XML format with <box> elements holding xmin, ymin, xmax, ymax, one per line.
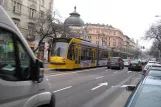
<box><xmin>52</xmin><ymin>42</ymin><xmax>68</xmax><ymax>57</ymax></box>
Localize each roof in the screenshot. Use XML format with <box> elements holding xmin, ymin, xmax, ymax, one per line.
<box><xmin>64</xmin><ymin>6</ymin><xmax>84</xmax><ymax>27</ymax></box>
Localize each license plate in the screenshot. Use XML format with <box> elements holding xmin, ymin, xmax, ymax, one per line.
<box><xmin>132</xmin><ymin>64</ymin><xmax>136</xmax><ymax>66</ymax></box>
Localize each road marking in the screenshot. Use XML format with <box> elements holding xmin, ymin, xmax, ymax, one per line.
<box><xmin>91</xmin><ymin>82</ymin><xmax>108</xmax><ymax>90</ymax></box>
<box><xmin>53</xmin><ymin>86</ymin><xmax>72</xmax><ymax>93</ymax></box>
<box><xmin>105</xmin><ymin>69</ymin><xmax>108</xmax><ymax>71</ymax></box>
<box><xmin>95</xmin><ymin>76</ymin><xmax>104</xmax><ymax>79</ymax></box>
<box><xmin>127</xmin><ymin>71</ymin><xmax>132</xmax><ymax>73</ymax></box>
<box><xmin>114</xmin><ymin>71</ymin><xmax>118</xmax><ymax>73</ymax></box>
<box><xmin>121</xmin><ymin>85</ymin><xmax>135</xmax><ymax>87</ymax></box>
<box><xmin>47</xmin><ymin>67</ymin><xmax>105</xmax><ymax>77</ymax></box>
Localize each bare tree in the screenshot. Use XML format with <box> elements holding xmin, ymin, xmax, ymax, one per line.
<box><xmin>145</xmin><ymin>23</ymin><xmax>161</xmax><ymax>42</ymax></box>
<box><xmin>32</xmin><ymin>10</ymin><xmax>69</xmax><ymax>53</ymax></box>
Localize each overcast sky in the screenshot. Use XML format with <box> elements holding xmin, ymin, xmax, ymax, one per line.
<box><xmin>54</xmin><ymin>0</ymin><xmax>161</xmax><ymax>49</ymax></box>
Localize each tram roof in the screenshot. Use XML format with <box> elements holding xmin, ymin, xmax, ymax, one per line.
<box><xmin>82</xmin><ymin>40</ymin><xmax>98</xmax><ymax>47</ymax></box>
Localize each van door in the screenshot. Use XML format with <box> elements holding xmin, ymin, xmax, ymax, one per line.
<box><xmin>0</xmin><ymin>28</ymin><xmax>38</xmax><ymax>107</ymax></box>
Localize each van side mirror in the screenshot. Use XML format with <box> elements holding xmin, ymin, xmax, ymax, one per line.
<box><xmin>126</xmin><ymin>85</ymin><xmax>136</xmax><ymax>91</ymax></box>
<box><xmin>31</xmin><ymin>59</ymin><xmax>44</xmax><ymax>83</ymax></box>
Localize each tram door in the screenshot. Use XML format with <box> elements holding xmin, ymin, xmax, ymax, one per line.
<box><xmin>91</xmin><ymin>49</ymin><xmax>96</xmax><ymax>67</ymax></box>
<box><xmin>75</xmin><ymin>45</ymin><xmax>81</xmax><ymax>68</ymax></box>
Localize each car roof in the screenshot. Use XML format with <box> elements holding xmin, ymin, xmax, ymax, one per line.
<box><xmin>125</xmin><ymin>76</ymin><xmax>161</xmax><ymax>107</ymax></box>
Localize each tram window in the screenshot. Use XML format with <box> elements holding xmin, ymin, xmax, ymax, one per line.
<box><xmin>67</xmin><ymin>43</ymin><xmax>74</xmax><ymax>60</ymax></box>
<box><xmin>81</xmin><ymin>47</ymin><xmax>91</xmax><ymax>60</ymax></box>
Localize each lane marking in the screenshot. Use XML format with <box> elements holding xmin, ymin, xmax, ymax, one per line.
<box><xmin>121</xmin><ymin>85</ymin><xmax>136</xmax><ymax>87</ymax></box>
<box><xmin>91</xmin><ymin>82</ymin><xmax>108</xmax><ymax>91</ymax></box>
<box><xmin>47</xmin><ymin>67</ymin><xmax>106</xmax><ymax>77</ymax></box>
<box><xmin>53</xmin><ymin>86</ymin><xmax>72</xmax><ymax>93</ymax></box>
<box><xmin>95</xmin><ymin>76</ymin><xmax>104</xmax><ymax>79</ymax></box>
<box><xmin>112</xmin><ymin>85</ymin><xmax>136</xmax><ymax>88</ymax></box>
<box><xmin>114</xmin><ymin>71</ymin><xmax>118</xmax><ymax>73</ymax></box>
<box><xmin>127</xmin><ymin>71</ymin><xmax>132</xmax><ymax>73</ymax></box>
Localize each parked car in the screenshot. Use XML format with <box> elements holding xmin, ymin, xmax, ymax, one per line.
<box><xmin>125</xmin><ymin>76</ymin><xmax>161</xmax><ymax>107</ymax></box>
<box><xmin>128</xmin><ymin>60</ymin><xmax>142</xmax><ymax>71</ymax></box>
<box><xmin>143</xmin><ymin>64</ymin><xmax>161</xmax><ymax>76</ymax></box>
<box><xmin>0</xmin><ymin>6</ymin><xmax>55</xmax><ymax>107</ymax></box>
<box><xmin>147</xmin><ymin>60</ymin><xmax>160</xmax><ymax>64</ymax></box>
<box><xmin>107</xmin><ymin>57</ymin><xmax>124</xmax><ymax>69</ymax></box>
<box><xmin>142</xmin><ymin>63</ymin><xmax>161</xmax><ymax>73</ymax></box>
<box><xmin>123</xmin><ymin>59</ymin><xmax>130</xmax><ymax>67</ymax></box>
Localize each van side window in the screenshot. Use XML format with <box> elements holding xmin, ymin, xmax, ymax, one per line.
<box><xmin>0</xmin><ymin>29</ymin><xmax>17</xmax><ymax>81</ymax></box>
<box><xmin>17</xmin><ymin>41</ymin><xmax>31</xmax><ymax>80</ymax></box>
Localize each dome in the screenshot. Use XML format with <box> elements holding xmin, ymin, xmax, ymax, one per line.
<box><xmin>64</xmin><ymin>6</ymin><xmax>84</xmax><ymax>27</ymax></box>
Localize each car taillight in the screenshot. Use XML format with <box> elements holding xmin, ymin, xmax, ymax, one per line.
<box><xmin>128</xmin><ymin>62</ymin><xmax>131</xmax><ymax>65</ymax></box>
<box><xmin>142</xmin><ymin>69</ymin><xmax>146</xmax><ymax>72</ymax></box>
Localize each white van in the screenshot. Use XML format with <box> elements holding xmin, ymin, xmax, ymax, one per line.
<box><xmin>0</xmin><ymin>5</ymin><xmax>55</xmax><ymax>107</ymax></box>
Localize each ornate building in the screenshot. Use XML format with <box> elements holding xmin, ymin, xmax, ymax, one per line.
<box><xmin>86</xmin><ymin>23</ymin><xmax>124</xmax><ymax>49</ymax></box>
<box><xmin>64</xmin><ymin>6</ymin><xmax>89</xmax><ymax>41</ymax></box>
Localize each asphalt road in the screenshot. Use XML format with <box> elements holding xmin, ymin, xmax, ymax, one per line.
<box><xmin>46</xmin><ymin>67</ymin><xmax>141</xmax><ymax>107</ymax></box>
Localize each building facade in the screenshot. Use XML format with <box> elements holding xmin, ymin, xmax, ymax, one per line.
<box><xmin>86</xmin><ymin>23</ymin><xmax>124</xmax><ymax>49</ymax></box>
<box><xmin>2</xmin><ymin>0</ymin><xmax>53</xmax><ymax>61</ymax></box>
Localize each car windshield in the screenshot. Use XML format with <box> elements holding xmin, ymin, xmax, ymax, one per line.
<box><xmin>123</xmin><ymin>59</ymin><xmax>129</xmax><ymax>62</ymax></box>
<box><xmin>148</xmin><ymin>70</ymin><xmax>161</xmax><ymax>77</ymax></box>
<box><xmin>52</xmin><ymin>42</ymin><xmax>68</xmax><ymax>57</ymax></box>
<box><xmin>131</xmin><ymin>61</ymin><xmax>138</xmax><ymax>64</ymax></box>
<box><xmin>110</xmin><ymin>58</ymin><xmax>118</xmax><ymax>62</ymax></box>
<box><xmin>144</xmin><ymin>65</ymin><xmax>151</xmax><ymax>70</ymax></box>
<box><xmin>130</xmin><ymin>85</ymin><xmax>161</xmax><ymax>107</ymax></box>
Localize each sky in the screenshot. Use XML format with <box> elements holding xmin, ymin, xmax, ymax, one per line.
<box><xmin>53</xmin><ymin>0</ymin><xmax>161</xmax><ymax>49</ymax></box>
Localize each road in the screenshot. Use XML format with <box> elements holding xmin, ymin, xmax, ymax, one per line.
<box><xmin>45</xmin><ymin>67</ymin><xmax>141</xmax><ymax>107</ymax></box>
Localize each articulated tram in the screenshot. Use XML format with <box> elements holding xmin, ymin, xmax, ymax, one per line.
<box><xmin>49</xmin><ymin>38</ymin><xmax>132</xmax><ymax>69</ymax></box>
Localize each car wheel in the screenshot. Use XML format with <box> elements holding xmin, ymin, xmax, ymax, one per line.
<box><xmin>119</xmin><ymin>66</ymin><xmax>122</xmax><ymax>70</ymax></box>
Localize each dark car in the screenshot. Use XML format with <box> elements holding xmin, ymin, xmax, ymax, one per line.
<box><xmin>107</xmin><ymin>57</ymin><xmax>124</xmax><ymax>69</ymax></box>
<box><xmin>125</xmin><ymin>73</ymin><xmax>161</xmax><ymax>107</ymax></box>
<box><xmin>128</xmin><ymin>60</ymin><xmax>142</xmax><ymax>71</ymax></box>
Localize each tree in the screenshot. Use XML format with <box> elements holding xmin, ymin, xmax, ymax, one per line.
<box><xmin>32</xmin><ymin>10</ymin><xmax>69</xmax><ymax>53</ymax></box>
<box><xmin>145</xmin><ymin>23</ymin><xmax>161</xmax><ymax>42</ymax></box>
<box><xmin>148</xmin><ymin>40</ymin><xmax>161</xmax><ymax>58</ymax></box>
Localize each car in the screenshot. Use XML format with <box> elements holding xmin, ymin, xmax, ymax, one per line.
<box><xmin>142</xmin><ymin>63</ymin><xmax>161</xmax><ymax>73</ymax></box>
<box><xmin>0</xmin><ymin>6</ymin><xmax>55</xmax><ymax>107</ymax></box>
<box><xmin>125</xmin><ymin>76</ymin><xmax>161</xmax><ymax>107</ymax></box>
<box><xmin>128</xmin><ymin>60</ymin><xmax>142</xmax><ymax>71</ymax></box>
<box><xmin>147</xmin><ymin>60</ymin><xmax>160</xmax><ymax>64</ymax></box>
<box><xmin>143</xmin><ymin>65</ymin><xmax>161</xmax><ymax>76</ymax></box>
<box><xmin>123</xmin><ymin>59</ymin><xmax>130</xmax><ymax>67</ymax></box>
<box><xmin>107</xmin><ymin>57</ymin><xmax>124</xmax><ymax>69</ymax></box>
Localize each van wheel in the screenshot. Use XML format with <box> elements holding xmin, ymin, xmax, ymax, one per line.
<box><xmin>49</xmin><ymin>93</ymin><xmax>55</xmax><ymax>107</ymax></box>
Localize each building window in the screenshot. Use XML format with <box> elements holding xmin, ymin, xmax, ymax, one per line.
<box><xmin>40</xmin><ymin>10</ymin><xmax>44</xmax><ymax>17</ymax></box>
<box><xmin>40</xmin><ymin>0</ymin><xmax>44</xmax><ymax>7</ymax></box>
<box><xmin>29</xmin><ymin>8</ymin><xmax>36</xmax><ymax>18</ymax></box>
<box><xmin>113</xmin><ymin>31</ymin><xmax>116</xmax><ymax>35</ymax></box>
<box><xmin>28</xmin><ymin>22</ymin><xmax>35</xmax><ymax>38</ymax></box>
<box><xmin>13</xmin><ymin>1</ymin><xmax>21</xmax><ymax>14</ymax></box>
<box><xmin>88</xmin><ymin>36</ymin><xmax>91</xmax><ymax>39</ymax></box>
<box><xmin>12</xmin><ymin>18</ymin><xmax>20</xmax><ymax>26</ymax></box>
<box><xmin>96</xmin><ymin>41</ymin><xmax>99</xmax><ymax>45</ymax></box>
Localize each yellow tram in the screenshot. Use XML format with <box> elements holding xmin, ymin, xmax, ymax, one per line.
<box><xmin>49</xmin><ymin>38</ymin><xmax>132</xmax><ymax>70</ymax></box>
